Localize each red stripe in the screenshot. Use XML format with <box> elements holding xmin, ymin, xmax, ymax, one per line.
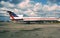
<box><xmin>24</xmin><ymin>18</ymin><xmax>57</xmax><ymax>21</ymax></box>
<box><xmin>10</xmin><ymin>14</ymin><xmax>15</xmax><ymax>21</ymax></box>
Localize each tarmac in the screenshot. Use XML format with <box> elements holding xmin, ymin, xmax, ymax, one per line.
<box><xmin>0</xmin><ymin>22</ymin><xmax>60</xmax><ymax>38</ymax></box>
<box><xmin>0</xmin><ymin>22</ymin><xmax>60</xmax><ymax>31</ymax></box>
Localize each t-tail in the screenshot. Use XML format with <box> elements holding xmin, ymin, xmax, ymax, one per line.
<box><xmin>7</xmin><ymin>11</ymin><xmax>18</xmax><ymax>21</ymax></box>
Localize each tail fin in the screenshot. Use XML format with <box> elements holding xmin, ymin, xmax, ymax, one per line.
<box><xmin>7</xmin><ymin>11</ymin><xmax>18</xmax><ymax>17</ymax></box>
<box><xmin>7</xmin><ymin>11</ymin><xmax>18</xmax><ymax>20</ymax></box>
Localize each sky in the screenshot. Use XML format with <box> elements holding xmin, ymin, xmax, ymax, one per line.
<box><xmin>0</xmin><ymin>0</ymin><xmax>60</xmax><ymax>17</ymax></box>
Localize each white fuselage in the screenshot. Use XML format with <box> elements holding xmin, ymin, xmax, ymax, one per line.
<box><xmin>23</xmin><ymin>17</ymin><xmax>58</xmax><ymax>21</ymax></box>
<box><xmin>10</xmin><ymin>15</ymin><xmax>59</xmax><ymax>21</ymax></box>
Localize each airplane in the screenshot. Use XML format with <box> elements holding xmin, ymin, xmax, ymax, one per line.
<box><xmin>6</xmin><ymin>10</ymin><xmax>59</xmax><ymax>23</ymax></box>
<box><xmin>0</xmin><ymin>10</ymin><xmax>59</xmax><ymax>23</ymax></box>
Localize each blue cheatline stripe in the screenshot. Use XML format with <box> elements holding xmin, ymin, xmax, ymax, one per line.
<box><xmin>12</xmin><ymin>12</ymin><xmax>18</xmax><ymax>17</ymax></box>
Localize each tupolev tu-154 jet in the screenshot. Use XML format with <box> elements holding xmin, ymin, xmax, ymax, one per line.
<box><xmin>0</xmin><ymin>10</ymin><xmax>60</xmax><ymax>23</ymax></box>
